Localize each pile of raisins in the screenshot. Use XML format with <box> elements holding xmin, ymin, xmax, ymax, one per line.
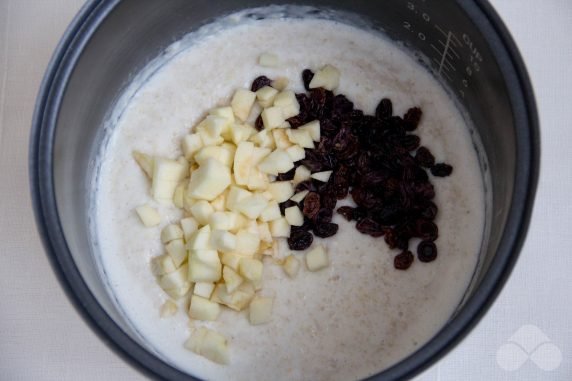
<box><xmin>252</xmin><ymin>70</ymin><xmax>453</xmax><ymax>270</ymax></box>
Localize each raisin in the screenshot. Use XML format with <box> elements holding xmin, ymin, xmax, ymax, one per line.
<box><xmin>313</xmin><ymin>222</ymin><xmax>338</xmax><ymax>238</ymax></box>
<box><xmin>276</xmin><ymin>167</ymin><xmax>296</xmax><ymax>181</ymax></box>
<box><xmin>394</xmin><ymin>250</ymin><xmax>414</xmax><ymax>270</ymax></box>
<box><xmin>356</xmin><ymin>218</ymin><xmax>384</xmax><ymax>237</ymax></box>
<box><xmin>302</xmin><ymin>69</ymin><xmax>314</xmax><ymax>91</ymax></box>
<box><xmin>417</xmin><ymin>240</ymin><xmax>437</xmax><ymax>262</ymax></box>
<box><xmin>415</xmin><ymin>146</ymin><xmax>435</xmax><ymax>167</ymax></box>
<box><xmin>251</xmin><ymin>76</ymin><xmax>272</xmax><ymax>92</ymax></box>
<box><xmin>376</xmin><ymin>98</ymin><xmax>393</xmax><ymax>119</ymax></box>
<box><xmin>337</xmin><ymin>206</ymin><xmax>355</xmax><ymax>221</ymax></box>
<box><xmin>314</xmin><ymin>208</ymin><xmax>333</xmax><ymax>224</ymax></box>
<box><xmin>288</xmin><ymin>230</ymin><xmax>314</xmax><ymax>251</ymax></box>
<box><xmin>415</xmin><ymin>219</ymin><xmax>438</xmax><ymax>241</ymax></box>
<box><xmin>302</xmin><ymin>192</ymin><xmax>320</xmax><ymax>219</ymax></box>
<box><xmin>431</xmin><ymin>163</ymin><xmax>453</xmax><ymax>177</ymax></box>
<box><xmin>255</xmin><ymin>114</ymin><xmax>264</xmax><ymax>131</ymax></box>
<box><xmin>420</xmin><ymin>202</ymin><xmax>438</xmax><ymax>220</ymax></box>
<box><xmin>403</xmin><ymin>107</ymin><xmax>422</xmax><ymax>131</ymax></box>
<box><xmin>402</xmin><ymin>135</ymin><xmax>421</xmax><ymax>152</ymax></box>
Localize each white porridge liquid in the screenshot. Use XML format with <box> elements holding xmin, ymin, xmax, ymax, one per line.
<box><xmin>95</xmin><ymin>15</ymin><xmax>485</xmax><ymax>381</ymax></box>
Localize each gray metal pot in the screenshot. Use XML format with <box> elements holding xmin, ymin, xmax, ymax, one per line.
<box><xmin>30</xmin><ymin>0</ymin><xmax>539</xmax><ymax>379</ymax></box>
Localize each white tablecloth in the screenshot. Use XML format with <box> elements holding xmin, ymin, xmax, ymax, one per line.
<box><xmin>0</xmin><ymin>1</ymin><xmax>570</xmax><ymax>380</ymax></box>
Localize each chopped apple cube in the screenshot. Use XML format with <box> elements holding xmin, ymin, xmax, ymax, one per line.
<box><xmin>210</xmin><ymin>192</ymin><xmax>226</xmax><ymax>212</ymax></box>
<box><xmin>233</xmin><ymin>141</ymin><xmax>255</xmax><ymax>185</ymax></box>
<box><xmin>182</xmin><ymin>134</ymin><xmax>203</xmax><ymax>161</ymax></box>
<box><xmin>238</xmin><ymin>258</ymin><xmax>263</xmax><ymax>282</ymax></box>
<box><xmin>181</xmin><ymin>217</ymin><xmax>199</xmax><ymax>240</ymax></box>
<box><xmin>258</xmin><ymin>52</ymin><xmax>280</xmax><ymax>67</ymax></box>
<box><xmin>235</xmin><ymin>193</ymin><xmax>269</xmax><ymax>219</ymax></box>
<box><xmin>261</xmin><ymin>106</ymin><xmax>285</xmax><ymax>130</ymax></box>
<box><xmin>290</xmin><ymin>190</ymin><xmax>309</xmax><ymax>203</ymax></box>
<box><xmin>163</xmin><ymin>283</ymin><xmax>192</xmax><ymax>299</ymax></box>
<box><xmin>152</xmin><ymin>158</ymin><xmax>187</xmax><ymax>203</ymax></box>
<box><xmin>187</xmin><ymin>158</ymin><xmax>231</xmax><ymax>201</ymax></box>
<box><xmin>271</xmin><ymin>77</ymin><xmax>289</xmax><ymax>91</ymax></box>
<box><xmin>249</xmin><ymin>296</ymin><xmax>274</xmax><ymax>325</ymax></box>
<box><xmin>286</xmin><ymin>128</ymin><xmax>314</xmax><ymax>149</ymax></box>
<box><xmin>173</xmin><ymin>182</ymin><xmax>186</xmax><ymax>209</ymax></box>
<box><xmin>293</xmin><ymin>165</ymin><xmax>311</xmax><ymax>184</ymax></box>
<box><xmin>286</xmin><ymin>144</ymin><xmax>306</xmax><ymax>162</ymax></box>
<box><xmin>226</xmin><ymin>185</ymin><xmax>252</xmax><ymax>211</ymax></box>
<box><xmin>235</xmin><ymin>230</ymin><xmax>260</xmax><ymax>256</ymax></box>
<box><xmin>259</xmin><ymin>201</ymin><xmax>281</xmax><ymax>222</ymax></box>
<box><xmin>135</xmin><ymin>204</ymin><xmax>161</xmax><ymax>227</ymax></box>
<box><xmin>151</xmin><ymin>254</ymin><xmax>177</xmax><ymax>276</ymax></box>
<box><xmin>209</xmin><ymin>106</ymin><xmax>235</xmax><ymax>123</ymax></box>
<box><xmin>190</xmin><ymin>200</ymin><xmax>214</xmax><ymax>225</ymax></box>
<box><xmin>311</xmin><ymin>170</ymin><xmax>333</xmax><ymax>182</ymax></box>
<box><xmin>209</xmin><ymin>211</ymin><xmax>232</xmax><ymax>230</ymax></box>
<box><xmin>193</xmin><ymin>282</ymin><xmax>215</xmax><ymax>299</ymax></box>
<box><xmin>272</xmin><ymin>129</ymin><xmax>292</xmax><ymax>149</ymax></box>
<box><xmin>258</xmin><ymin>149</ymin><xmax>294</xmax><ymax>176</ymax></box>
<box><xmin>229</xmin><ymin>123</ymin><xmax>256</xmax><ymax>144</ymax></box>
<box><xmin>246</xmin><ymin>168</ymin><xmax>269</xmax><ymax>191</ymax></box>
<box><xmin>309</xmin><ymin>64</ymin><xmax>341</xmax><ymax>90</ymax></box>
<box><xmin>159</xmin><ymin>264</ymin><xmax>189</xmax><ymax>290</ymax></box>
<box><xmin>185</xmin><ymin>327</ymin><xmax>229</xmax><ymax>365</ymax></box>
<box><xmin>188</xmin><ymin>249</ymin><xmax>222</xmax><ymax>283</ymax></box>
<box><xmin>223</xmin><ymin>266</ymin><xmax>244</xmax><ymax>293</ymax></box>
<box><xmin>299</xmin><ymin>120</ymin><xmax>321</xmax><ymax>141</ymax></box>
<box><xmin>231</xmin><ymin>89</ymin><xmax>256</xmax><ymax>122</ymax></box>
<box><xmin>211</xmin><ymin>282</ymin><xmax>255</xmax><ymax>312</ymax></box>
<box><xmin>160</xmin><ymin>300</ymin><xmax>178</xmax><ymax>318</ymax></box>
<box><xmin>306</xmin><ymin>245</ymin><xmax>329</xmax><ymax>271</ymax></box>
<box><xmin>256</xmin><ymin>86</ymin><xmax>278</xmax><ymax>108</ymax></box>
<box><xmin>257</xmin><ymin>222</ymin><xmax>273</xmax><ymax>243</ymax></box>
<box><xmin>165</xmin><ymin>239</ymin><xmax>187</xmax><ymax>267</ymax></box>
<box><xmin>194</xmin><ymin>145</ymin><xmax>234</xmax><ymax>167</ymax></box>
<box><xmin>133</xmin><ymin>151</ymin><xmax>154</xmax><ymax>178</ymax></box>
<box><xmin>221</xmin><ymin>252</ymin><xmax>249</xmax><ymax>271</ymax></box>
<box><xmin>251</xmin><ymin>129</ymin><xmax>276</xmax><ymax>149</ymax></box>
<box><xmin>186</xmin><ymin>225</ymin><xmax>212</xmax><ymax>250</ymax></box>
<box><xmin>189</xmin><ymin>295</ymin><xmax>221</xmax><ymax>321</ymax></box>
<box><xmin>210</xmin><ymin>230</ymin><xmax>237</xmax><ymax>253</ymax></box>
<box><xmin>268</xmin><ymin>181</ymin><xmax>294</xmax><ymax>202</ymax></box>
<box><xmin>282</xmin><ymin>255</ymin><xmax>301</xmax><ymax>278</ymax></box>
<box><xmin>285</xmin><ymin>206</ymin><xmax>304</xmax><ymax>226</ymax></box>
<box><xmin>270</xmin><ymin>217</ymin><xmax>291</xmax><ymax>238</ymax></box>
<box><xmin>201</xmin><ymin>115</ymin><xmax>231</xmax><ymax>139</ymax></box>
<box><xmin>273</xmin><ymin>90</ymin><xmax>300</xmax><ymax>119</ymax></box>
<box><xmin>161</xmin><ymin>224</ymin><xmax>183</xmax><ymax>244</ymax></box>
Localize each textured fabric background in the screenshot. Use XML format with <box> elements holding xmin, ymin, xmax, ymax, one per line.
<box><xmin>0</xmin><ymin>1</ymin><xmax>570</xmax><ymax>379</ymax></box>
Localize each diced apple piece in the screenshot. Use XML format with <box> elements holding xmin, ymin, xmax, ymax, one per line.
<box><xmin>258</xmin><ymin>52</ymin><xmax>279</xmax><ymax>67</ymax></box>
<box><xmin>181</xmin><ymin>217</ymin><xmax>199</xmax><ymax>240</ymax></box>
<box><xmin>189</xmin><ymin>295</ymin><xmax>221</xmax><ymax>321</ymax></box>
<box><xmin>151</xmin><ymin>254</ymin><xmax>177</xmax><ymax>276</ymax></box>
<box><xmin>230</xmin><ymin>123</ymin><xmax>256</xmax><ymax>145</ymax></box>
<box><xmin>273</xmin><ymin>90</ymin><xmax>300</xmax><ymax>119</ymax></box>
<box><xmin>261</xmin><ymin>106</ymin><xmax>285</xmax><ymax>130</ymax></box>
<box><xmin>238</xmin><ymin>258</ymin><xmax>263</xmax><ymax>282</ymax></box>
<box><xmin>210</xmin><ymin>230</ymin><xmax>237</xmax><ymax>253</ymax></box>
<box><xmin>257</xmin><ymin>222</ymin><xmax>272</xmax><ymax>243</ymax></box>
<box><xmin>271</xmin><ymin>77</ymin><xmax>289</xmax><ymax>91</ymax></box>
<box><xmin>209</xmin><ymin>106</ymin><xmax>235</xmax><ymax>123</ymax></box>
<box><xmin>221</xmin><ymin>252</ymin><xmax>249</xmax><ymax>271</ymax></box>
<box><xmin>163</xmin><ymin>283</ymin><xmax>192</xmax><ymax>299</ymax></box>
<box><xmin>285</xmin><ymin>206</ymin><xmax>304</xmax><ymax>226</ymax></box>
<box><xmin>193</xmin><ymin>282</ymin><xmax>215</xmax><ymax>299</ymax></box>
<box><xmin>311</xmin><ymin>170</ymin><xmax>333</xmax><ymax>182</ymax></box>
<box><xmin>246</xmin><ymin>168</ymin><xmax>269</xmax><ymax>191</ymax></box>
<box><xmin>235</xmin><ymin>230</ymin><xmax>260</xmax><ymax>256</ymax></box>
<box><xmin>286</xmin><ymin>128</ymin><xmax>314</xmax><ymax>149</ymax></box>
<box><xmin>282</xmin><ymin>255</ymin><xmax>301</xmax><ymax>278</ymax></box>
<box><xmin>201</xmin><ymin>115</ymin><xmax>231</xmax><ymax>139</ymax></box>
<box><xmin>272</xmin><ymin>129</ymin><xmax>292</xmax><ymax>150</ymax></box>
<box><xmin>223</xmin><ymin>266</ymin><xmax>244</xmax><ymax>293</ymax></box>
<box><xmin>235</xmin><ymin>194</ymin><xmax>269</xmax><ymax>219</ymax></box>
<box><xmin>285</xmin><ymin>145</ymin><xmax>306</xmax><ymax>163</ymax></box>
<box><xmin>152</xmin><ymin>158</ymin><xmax>187</xmax><ymax>203</ymax></box>
<box><xmin>259</xmin><ymin>201</ymin><xmax>281</xmax><ymax>222</ymax></box>
<box><xmin>299</xmin><ymin>120</ymin><xmax>320</xmax><ymax>142</ymax></box>
<box><xmin>268</xmin><ymin>181</ymin><xmax>294</xmax><ymax>202</ymax></box>
<box><xmin>186</xmin><ymin>225</ymin><xmax>212</xmax><ymax>250</ymax></box>
<box><xmin>231</xmin><ymin>89</ymin><xmax>256</xmax><ymax>122</ymax></box>
<box><xmin>185</xmin><ymin>327</ymin><xmax>229</xmax><ymax>365</ymax></box>
<box><xmin>173</xmin><ymin>182</ymin><xmax>186</xmax><ymax>209</ymax></box>
<box><xmin>251</xmin><ymin>129</ymin><xmax>276</xmax><ymax>149</ymax></box>
<box><xmin>197</xmin><ymin>125</ymin><xmax>224</xmax><ymax>147</ymax></box>
<box><xmin>133</xmin><ymin>151</ymin><xmax>154</xmax><ymax>178</ymax></box>
<box><xmin>270</xmin><ymin>217</ymin><xmax>291</xmax><ymax>238</ymax></box>
<box><xmin>188</xmin><ymin>158</ymin><xmax>231</xmax><ymax>201</ymax></box>
<box><xmin>135</xmin><ymin>204</ymin><xmax>161</xmax><ymax>227</ymax></box>
<box><xmin>159</xmin><ymin>264</ymin><xmax>189</xmax><ymax>290</ymax></box>
<box><xmin>194</xmin><ymin>145</ymin><xmax>234</xmax><ymax>167</ymax></box>
<box><xmin>309</xmin><ymin>64</ymin><xmax>340</xmax><ymax>91</ymax></box>
<box><xmin>258</xmin><ymin>149</ymin><xmax>294</xmax><ymax>176</ymax></box>
<box><xmin>188</xmin><ymin>249</ymin><xmax>222</xmax><ymax>283</ymax></box>
<box><xmin>233</xmin><ymin>141</ymin><xmax>255</xmax><ymax>185</ymax></box>
<box><xmin>290</xmin><ymin>190</ymin><xmax>309</xmax><ymax>203</ymax></box>
<box><xmin>210</xmin><ymin>192</ymin><xmax>226</xmax><ymax>212</ymax></box>
<box><xmin>226</xmin><ymin>185</ymin><xmax>252</xmax><ymax>211</ymax></box>
<box><xmin>182</xmin><ymin>134</ymin><xmax>203</xmax><ymax>161</ymax></box>
<box><xmin>160</xmin><ymin>300</ymin><xmax>178</xmax><ymax>318</ymax></box>
<box><xmin>256</xmin><ymin>86</ymin><xmax>278</xmax><ymax>108</ymax></box>
<box><xmin>211</xmin><ymin>282</ymin><xmax>255</xmax><ymax>311</ymax></box>
<box><xmin>306</xmin><ymin>245</ymin><xmax>329</xmax><ymax>271</ymax></box>
<box><xmin>165</xmin><ymin>239</ymin><xmax>187</xmax><ymax>267</ymax></box>
<box><xmin>293</xmin><ymin>165</ymin><xmax>311</xmax><ymax>184</ymax></box>
<box><xmin>249</xmin><ymin>296</ymin><xmax>274</xmax><ymax>325</ymax></box>
<box><xmin>209</xmin><ymin>211</ymin><xmax>231</xmax><ymax>230</ymax></box>
<box><xmin>161</xmin><ymin>224</ymin><xmax>183</xmax><ymax>244</ymax></box>
<box><xmin>190</xmin><ymin>200</ymin><xmax>214</xmax><ymax>225</ymax></box>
